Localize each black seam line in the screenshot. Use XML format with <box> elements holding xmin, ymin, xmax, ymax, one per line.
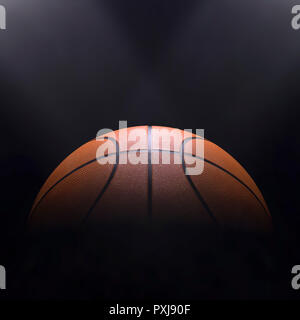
<box><xmin>28</xmin><ymin>137</ymin><xmax>118</xmax><ymax>224</ymax></box>
<box><xmin>28</xmin><ymin>148</ymin><xmax>268</xmax><ymax>221</ymax></box>
<box><xmin>148</xmin><ymin>126</ymin><xmax>152</xmax><ymax>217</ymax></box>
<box><xmin>202</xmin><ymin>158</ymin><xmax>269</xmax><ymax>217</ymax></box>
<box><xmin>180</xmin><ymin>137</ymin><xmax>269</xmax><ymax>218</ymax></box>
<box><xmin>181</xmin><ymin>137</ymin><xmax>218</xmax><ymax>226</ymax></box>
<box><xmin>81</xmin><ymin>138</ymin><xmax>120</xmax><ymax>225</ymax></box>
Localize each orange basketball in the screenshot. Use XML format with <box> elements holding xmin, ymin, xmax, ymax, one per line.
<box><xmin>29</xmin><ymin>126</ymin><xmax>272</xmax><ymax>232</ymax></box>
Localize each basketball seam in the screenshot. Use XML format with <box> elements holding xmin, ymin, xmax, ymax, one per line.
<box><xmin>29</xmin><ymin>149</ymin><xmax>269</xmax><ymax>222</ymax></box>
<box><xmin>181</xmin><ymin>137</ymin><xmax>219</xmax><ymax>226</ymax></box>
<box><xmin>81</xmin><ymin>137</ymin><xmax>120</xmax><ymax>225</ymax></box>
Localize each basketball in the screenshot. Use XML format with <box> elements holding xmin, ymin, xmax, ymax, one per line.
<box><xmin>29</xmin><ymin>126</ymin><xmax>271</xmax><ymax>232</ymax></box>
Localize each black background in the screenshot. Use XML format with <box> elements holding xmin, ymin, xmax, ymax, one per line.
<box><xmin>0</xmin><ymin>0</ymin><xmax>299</xmax><ymax>299</ymax></box>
